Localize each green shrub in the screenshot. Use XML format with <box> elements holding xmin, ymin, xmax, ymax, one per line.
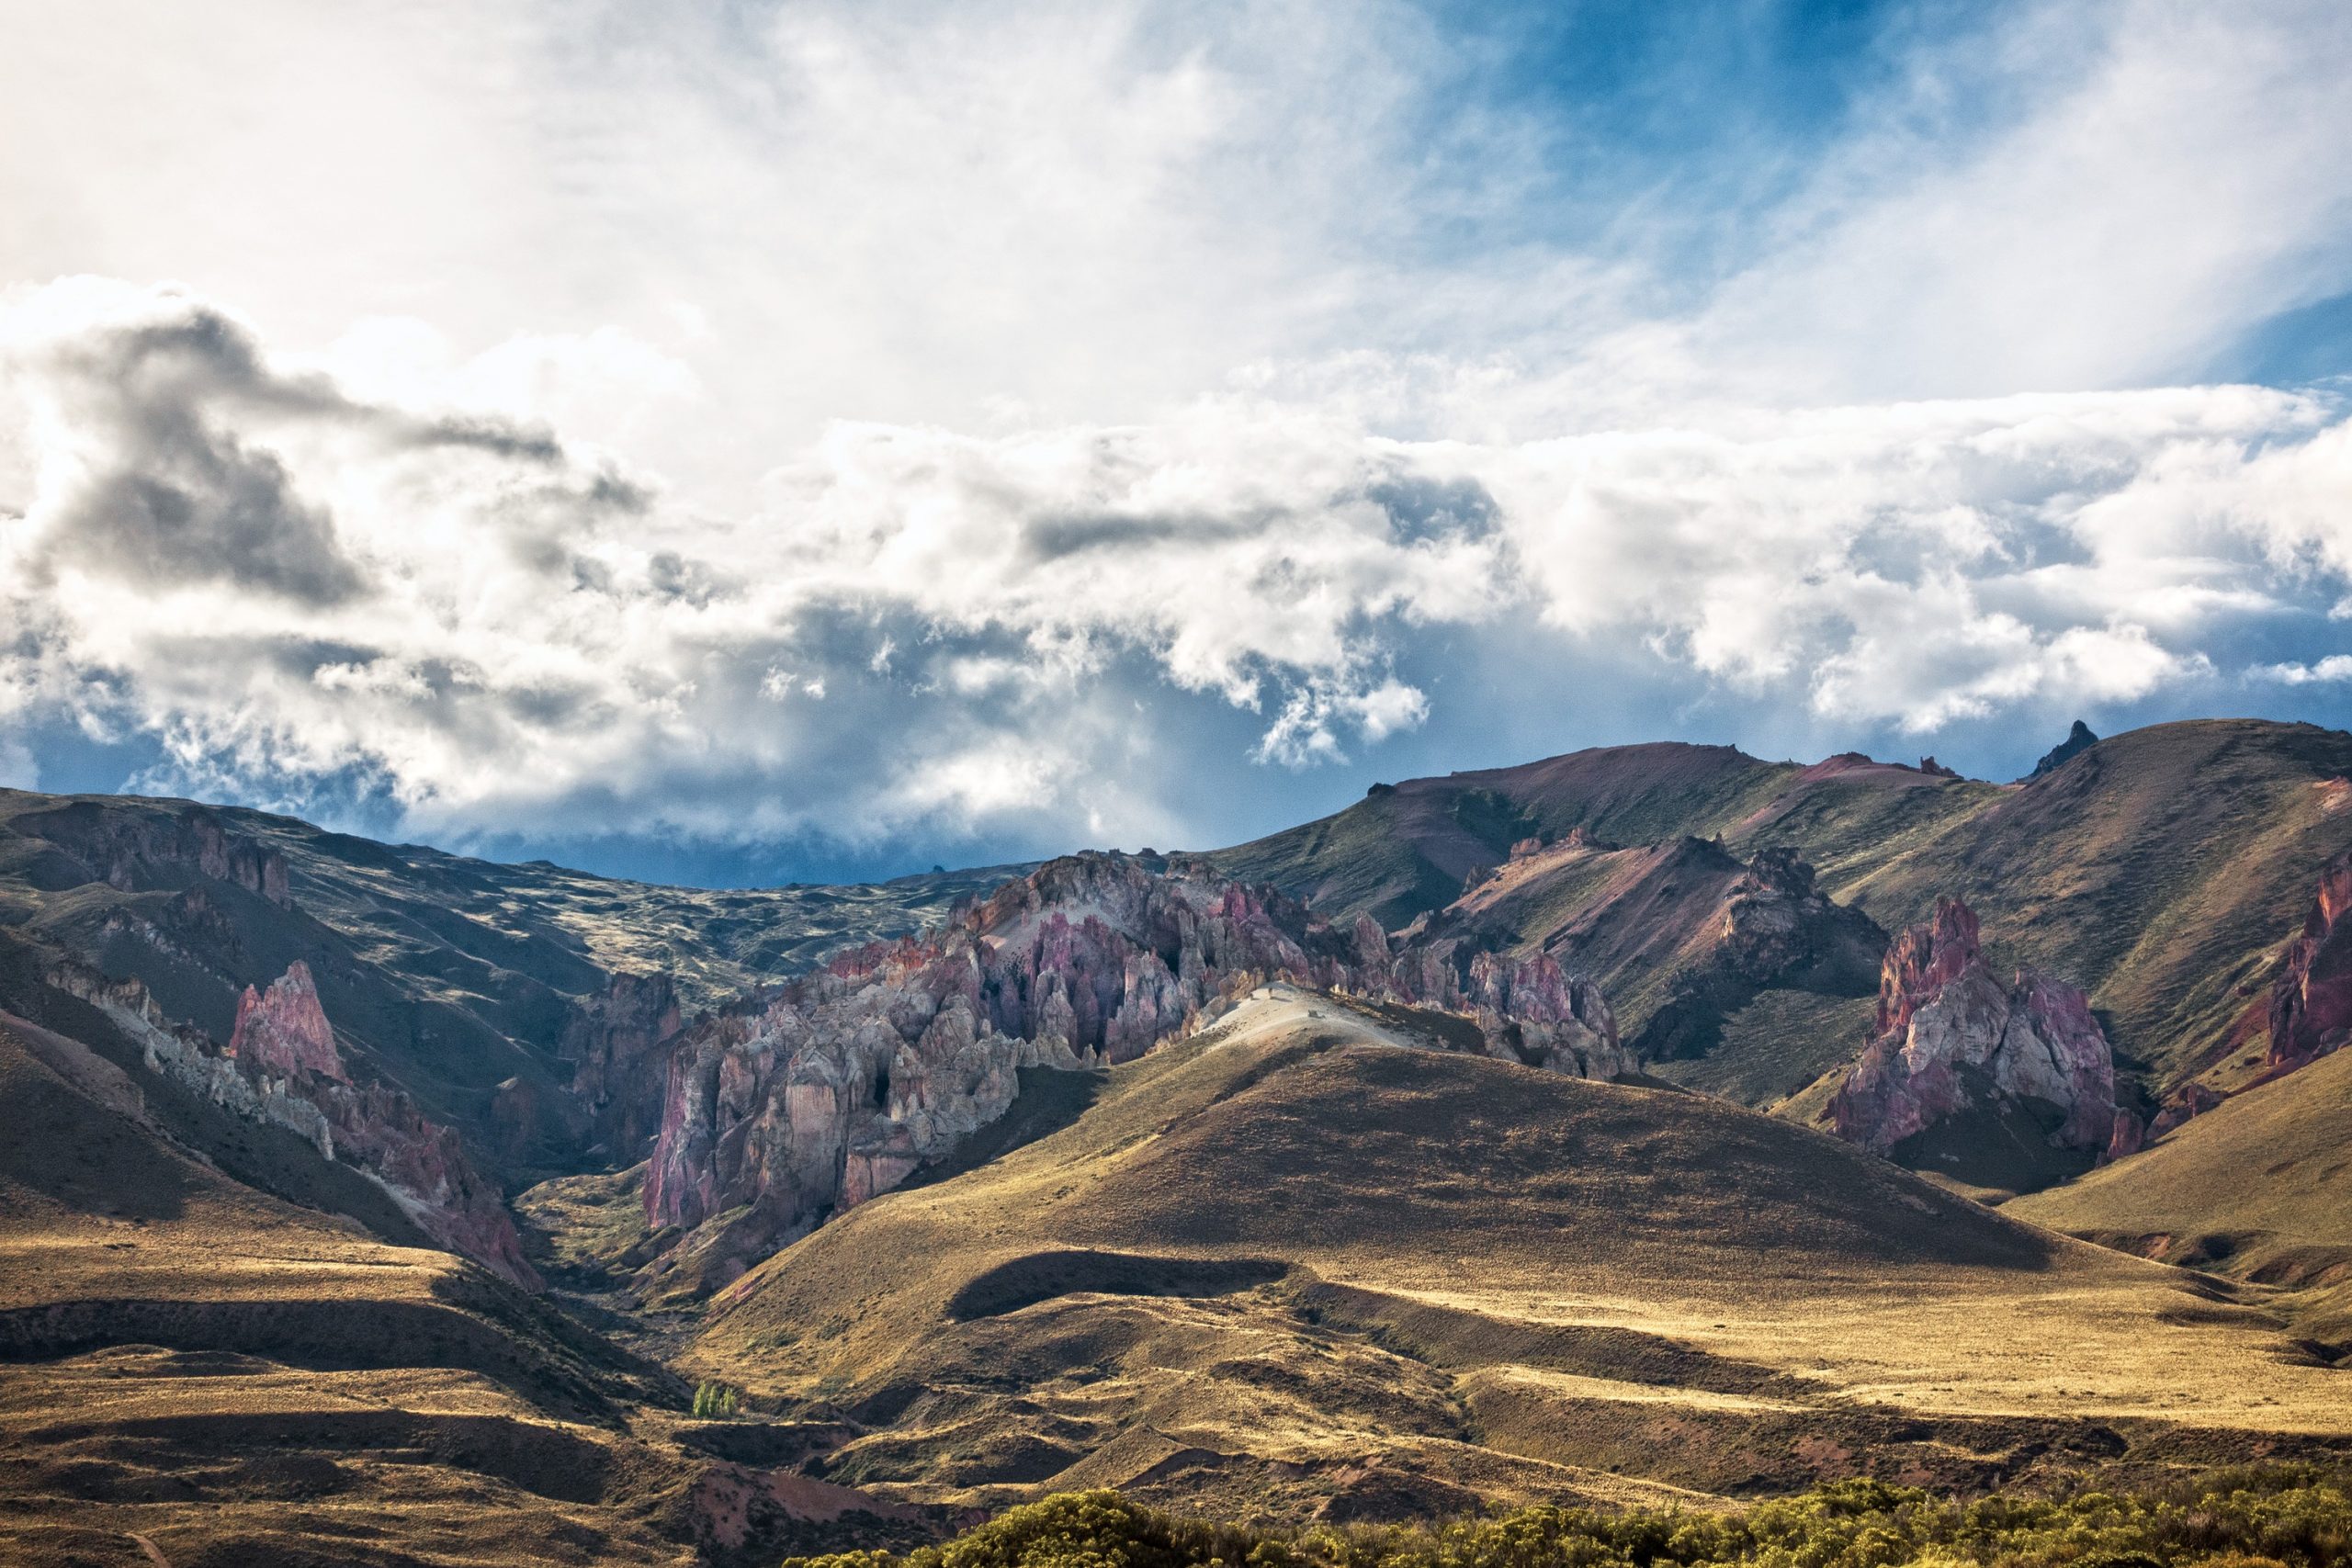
<box><xmin>692</xmin><ymin>1379</ymin><xmax>741</xmax><ymax>1418</ymax></box>
<box><xmin>783</xmin><ymin>1467</ymin><xmax>2352</xmax><ymax>1568</ymax></box>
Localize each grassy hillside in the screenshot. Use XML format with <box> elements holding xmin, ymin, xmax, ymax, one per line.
<box><xmin>0</xmin><ymin>1006</ymin><xmax>945</xmax><ymax>1565</ymax></box>
<box><xmin>1210</xmin><ymin>722</ymin><xmax>2352</xmax><ymax>1095</ymax></box>
<box><xmin>690</xmin><ymin>993</ymin><xmax>2352</xmax><ymax>1522</ymax></box>
<box><xmin>2009</xmin><ymin>1044</ymin><xmax>2352</xmax><ymax>1301</ymax></box>
<box><xmin>1208</xmin><ymin>744</ymin><xmax>1799</xmax><ymax>931</ymax></box>
<box><xmin>1815</xmin><ymin>720</ymin><xmax>2352</xmax><ymax>1087</ymax></box>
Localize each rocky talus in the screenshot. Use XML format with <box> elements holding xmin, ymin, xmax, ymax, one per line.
<box><xmin>1827</xmin><ymin>898</ymin><xmax>2123</xmax><ymax>1159</ymax></box>
<box><xmin>643</xmin><ymin>852</ymin><xmax>1630</xmax><ymax>1280</ymax></box>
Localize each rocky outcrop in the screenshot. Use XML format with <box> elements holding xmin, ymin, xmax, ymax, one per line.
<box><xmin>322</xmin><ymin>1074</ymin><xmax>537</xmax><ymax>1289</ymax></box>
<box><xmin>561</xmin><ymin>971</ymin><xmax>684</xmax><ymax>1156</ymax></box>
<box><xmin>643</xmin><ymin>852</ymin><xmax>1630</xmax><ymax>1277</ymax></box>
<box><xmin>1828</xmin><ymin>898</ymin><xmax>2121</xmax><ymax>1156</ymax></box>
<box><xmin>2031</xmin><ymin>720</ymin><xmax>2099</xmax><ymax>778</ymax></box>
<box><xmin>2265</xmin><ymin>850</ymin><xmax>2352</xmax><ymax>1071</ymax></box>
<box><xmin>16</xmin><ymin>800</ymin><xmax>292</xmax><ymax>906</ymax></box>
<box><xmin>1716</xmin><ymin>850</ymin><xmax>1884</xmax><ymax>986</ymax></box>
<box><xmin>1630</xmin><ymin>847</ymin><xmax>1887</xmax><ymax>1059</ymax></box>
<box><xmin>228</xmin><ymin>962</ymin><xmax>345</xmax><ymax>1081</ymax></box>
<box><xmin>70</xmin><ymin>957</ymin><xmax>536</xmax><ymax>1288</ymax></box>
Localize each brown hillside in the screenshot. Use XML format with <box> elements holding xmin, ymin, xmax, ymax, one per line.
<box><xmin>690</xmin><ymin>992</ymin><xmax>2352</xmax><ymax>1522</ymax></box>
<box><xmin>2008</xmin><ymin>1043</ymin><xmax>2352</xmax><ymax>1300</ymax></box>
<box><xmin>0</xmin><ymin>1010</ymin><xmax>922</xmax><ymax>1566</ymax></box>
<box><xmin>1213</xmin><ymin>721</ymin><xmax>2352</xmax><ymax>1095</ymax></box>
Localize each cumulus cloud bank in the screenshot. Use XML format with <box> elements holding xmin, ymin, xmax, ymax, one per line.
<box><xmin>4</xmin><ymin>277</ymin><xmax>2349</xmax><ymax>862</ymax></box>
<box><xmin>2</xmin><ymin>0</ymin><xmax>2350</xmax><ymax>873</ymax></box>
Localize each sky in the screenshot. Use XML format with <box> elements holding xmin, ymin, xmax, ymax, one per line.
<box><xmin>3</xmin><ymin>0</ymin><xmax>2351</xmax><ymax>886</ymax></box>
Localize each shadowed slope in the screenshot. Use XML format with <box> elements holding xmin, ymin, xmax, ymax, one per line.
<box><xmin>0</xmin><ymin>1011</ymin><xmax>927</xmax><ymax>1566</ymax></box>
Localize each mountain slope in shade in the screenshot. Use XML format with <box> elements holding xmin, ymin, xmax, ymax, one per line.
<box><xmin>0</xmin><ymin>786</ymin><xmax>1024</xmax><ymax>1271</ymax></box>
<box><xmin>0</xmin><ymin>1008</ymin><xmax>888</xmax><ymax>1568</ymax></box>
<box><xmin>686</xmin><ymin>991</ymin><xmax>2352</xmax><ymax>1523</ymax></box>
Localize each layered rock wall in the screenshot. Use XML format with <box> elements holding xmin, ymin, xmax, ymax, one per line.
<box><xmin>2266</xmin><ymin>850</ymin><xmax>2352</xmax><ymax>1071</ymax></box>
<box><xmin>644</xmin><ymin>852</ymin><xmax>1630</xmax><ymax>1269</ymax></box>
<box><xmin>62</xmin><ymin>956</ymin><xmax>537</xmax><ymax>1287</ymax></box>
<box><xmin>1829</xmin><ymin>897</ymin><xmax>2121</xmax><ymax>1156</ymax></box>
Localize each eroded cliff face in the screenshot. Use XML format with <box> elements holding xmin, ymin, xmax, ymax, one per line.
<box><xmin>1828</xmin><ymin>898</ymin><xmax>2121</xmax><ymax>1158</ymax></box>
<box><xmin>2266</xmin><ymin>851</ymin><xmax>2352</xmax><ymax>1071</ymax></box>
<box><xmin>17</xmin><ymin>800</ymin><xmax>293</xmax><ymax>907</ymax></box>
<box><xmin>642</xmin><ymin>852</ymin><xmax>1629</xmax><ymax>1280</ymax></box>
<box><xmin>61</xmin><ymin>958</ymin><xmax>540</xmax><ymax>1288</ymax></box>
<box><xmin>562</xmin><ymin>971</ymin><xmax>685</xmax><ymax>1157</ymax></box>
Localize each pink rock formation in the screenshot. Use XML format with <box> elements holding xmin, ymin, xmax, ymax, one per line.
<box><xmin>227</xmin><ymin>962</ymin><xmax>345</xmax><ymax>1081</ymax></box>
<box><xmin>226</xmin><ymin>960</ymin><xmax>536</xmax><ymax>1288</ymax></box>
<box><xmin>1828</xmin><ymin>897</ymin><xmax>2120</xmax><ymax>1156</ymax></box>
<box><xmin>644</xmin><ymin>852</ymin><xmax>1630</xmax><ymax>1263</ymax></box>
<box><xmin>324</xmin><ymin>1077</ymin><xmax>539</xmax><ymax>1288</ymax></box>
<box><xmin>2266</xmin><ymin>850</ymin><xmax>2352</xmax><ymax>1070</ymax></box>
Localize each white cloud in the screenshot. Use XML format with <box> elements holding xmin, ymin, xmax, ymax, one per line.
<box><xmin>4</xmin><ymin>279</ymin><xmax>2348</xmax><ymax>853</ymax></box>
<box><xmin>6</xmin><ymin>4</ymin><xmax>2352</xmax><ymax>859</ymax></box>
<box><xmin>2256</xmin><ymin>655</ymin><xmax>2352</xmax><ymax>685</ymax></box>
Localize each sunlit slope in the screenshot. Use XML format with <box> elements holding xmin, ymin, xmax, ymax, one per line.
<box><xmin>1207</xmin><ymin>743</ymin><xmax>1802</xmax><ymax>930</ymax></box>
<box><xmin>1821</xmin><ymin>720</ymin><xmax>2352</xmax><ymax>1084</ymax></box>
<box><xmin>693</xmin><ymin>993</ymin><xmax>2352</xmax><ymax>1520</ymax></box>
<box><xmin>2009</xmin><ymin>1044</ymin><xmax>2352</xmax><ymax>1284</ymax></box>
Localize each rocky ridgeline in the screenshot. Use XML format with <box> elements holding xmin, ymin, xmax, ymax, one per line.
<box><xmin>644</xmin><ymin>852</ymin><xmax>1628</xmax><ymax>1275</ymax></box>
<box><xmin>19</xmin><ymin>799</ymin><xmax>293</xmax><ymax>906</ymax></box>
<box><xmin>56</xmin><ymin>952</ymin><xmax>539</xmax><ymax>1288</ymax></box>
<box><xmin>225</xmin><ymin>964</ymin><xmax>540</xmax><ymax>1287</ymax></box>
<box><xmin>1828</xmin><ymin>898</ymin><xmax>2126</xmax><ymax>1160</ymax></box>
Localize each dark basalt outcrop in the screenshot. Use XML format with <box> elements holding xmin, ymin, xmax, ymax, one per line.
<box><xmin>2030</xmin><ymin>719</ymin><xmax>2099</xmax><ymax>778</ymax></box>
<box><xmin>1634</xmin><ymin>847</ymin><xmax>1888</xmax><ymax>1059</ymax></box>
<box><xmin>1828</xmin><ymin>898</ymin><xmax>2121</xmax><ymax>1157</ymax></box>
<box><xmin>642</xmin><ymin>852</ymin><xmax>1629</xmax><ymax>1280</ymax></box>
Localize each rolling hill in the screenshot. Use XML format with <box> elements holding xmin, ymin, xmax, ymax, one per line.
<box><xmin>2008</xmin><ymin>1042</ymin><xmax>2352</xmax><ymax>1350</ymax></box>
<box><xmin>9</xmin><ymin>718</ymin><xmax>2352</xmax><ymax>1551</ymax></box>
<box><xmin>688</xmin><ymin>990</ymin><xmax>2352</xmax><ymax>1522</ymax></box>
<box><xmin>1213</xmin><ymin>721</ymin><xmax>2352</xmax><ymax>1104</ymax></box>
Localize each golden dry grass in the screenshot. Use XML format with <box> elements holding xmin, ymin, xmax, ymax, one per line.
<box><xmin>0</xmin><ymin>1012</ymin><xmax>944</xmax><ymax>1566</ymax></box>
<box><xmin>689</xmin><ymin>993</ymin><xmax>2352</xmax><ymax>1523</ymax></box>
<box><xmin>2008</xmin><ymin>1044</ymin><xmax>2352</xmax><ymax>1359</ymax></box>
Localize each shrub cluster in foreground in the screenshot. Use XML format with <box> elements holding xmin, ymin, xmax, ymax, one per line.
<box><xmin>786</xmin><ymin>1468</ymin><xmax>2352</xmax><ymax>1568</ymax></box>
